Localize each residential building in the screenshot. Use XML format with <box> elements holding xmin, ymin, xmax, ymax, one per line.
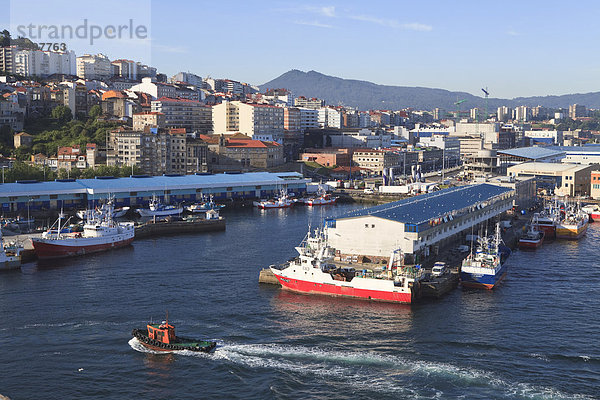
<box><xmin>283</xmin><ymin>107</ymin><xmax>301</xmax><ymax>133</ymax></box>
<box><xmin>497</xmin><ymin>106</ymin><xmax>512</xmax><ymax>122</ymax></box>
<box><xmin>167</xmin><ymin>128</ymin><xmax>188</xmax><ymax>174</ymax></box>
<box><xmin>300</xmin><ymin>148</ymin><xmax>352</xmax><ymax>167</ymax></box>
<box><xmin>569</xmin><ymin>104</ymin><xmax>587</xmax><ymax>119</ymax></box>
<box><xmin>514</xmin><ymin>105</ymin><xmax>530</xmax><ymax>122</ymax></box>
<box><xmin>417</xmin><ymin>134</ymin><xmax>461</xmax><ymax>165</ymax></box>
<box><xmin>57</xmin><ymin>146</ymin><xmax>86</xmax><ymax>170</ymax></box>
<box><xmin>352</xmin><ymin>148</ymin><xmax>400</xmax><ymax>176</ymax></box>
<box><xmin>107</xmin><ymin>127</ymin><xmax>168</xmax><ymax>176</ymax></box>
<box><xmin>76</xmin><ymin>54</ymin><xmax>112</xmax><ymax>80</ymax></box>
<box><xmin>0</xmin><ymin>46</ymin><xmax>16</xmax><ymax>74</ymax></box>
<box><xmin>133</xmin><ymin>111</ymin><xmax>166</xmax><ymax>131</ymax></box>
<box><xmin>171</xmin><ymin>72</ymin><xmax>203</xmax><ymax>87</ymax></box>
<box><xmin>13</xmin><ymin>131</ymin><xmax>33</xmax><ymax>148</ymax></box>
<box><xmin>129</xmin><ymin>77</ymin><xmax>177</xmax><ymax>99</ymax></box>
<box><xmin>101</xmin><ymin>90</ymin><xmax>141</xmax><ymax>118</ymax></box>
<box><xmin>185</xmin><ymin>136</ymin><xmax>209</xmax><ymax>173</ymax></box>
<box><xmin>13</xmin><ymin>49</ymin><xmax>75</xmax><ymax>77</ymax></box>
<box><xmin>111</xmin><ymin>59</ymin><xmax>138</xmax><ymax>80</ymax></box>
<box><xmin>205</xmin><ymin>134</ymin><xmax>284</xmax><ymax>172</ymax></box>
<box><xmin>294</xmin><ymin>96</ymin><xmax>325</xmax><ymax>109</ymax></box>
<box><xmin>299</xmin><ymin>107</ymin><xmax>319</xmax><ymax>131</ymax></box>
<box><xmin>212</xmin><ymin>101</ymin><xmax>284</xmax><ymax>142</ymax></box>
<box><xmin>151</xmin><ymin>97</ymin><xmax>212</xmax><ymax>133</ymax></box>
<box><xmin>0</xmin><ymin>99</ymin><xmax>25</xmax><ymax>131</ymax></box>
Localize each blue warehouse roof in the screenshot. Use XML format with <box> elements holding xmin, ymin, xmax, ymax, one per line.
<box><xmin>0</xmin><ymin>180</ymin><xmax>87</xmax><ymax>197</ymax></box>
<box><xmin>497</xmin><ymin>147</ymin><xmax>565</xmax><ymax>160</ymax></box>
<box><xmin>0</xmin><ymin>172</ymin><xmax>308</xmax><ymax>197</ymax></box>
<box><xmin>78</xmin><ymin>172</ymin><xmax>307</xmax><ymax>195</ymax></box>
<box><xmin>336</xmin><ymin>184</ymin><xmax>513</xmax><ymax>225</ymax></box>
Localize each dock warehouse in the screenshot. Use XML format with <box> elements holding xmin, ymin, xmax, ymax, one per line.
<box><xmin>0</xmin><ymin>172</ymin><xmax>309</xmax><ymax>213</ymax></box>
<box><xmin>326</xmin><ymin>183</ymin><xmax>514</xmax><ymax>261</ymax></box>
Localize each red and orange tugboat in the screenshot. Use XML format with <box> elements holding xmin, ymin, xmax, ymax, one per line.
<box><xmin>132</xmin><ymin>313</ymin><xmax>216</xmax><ymax>353</ymax></box>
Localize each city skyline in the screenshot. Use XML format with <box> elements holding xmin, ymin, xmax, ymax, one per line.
<box><xmin>1</xmin><ymin>0</ymin><xmax>599</xmax><ymax>99</ymax></box>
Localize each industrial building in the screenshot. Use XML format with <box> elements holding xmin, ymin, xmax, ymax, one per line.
<box><xmin>507</xmin><ymin>162</ymin><xmax>593</xmax><ymax>196</ymax></box>
<box><xmin>326</xmin><ymin>184</ymin><xmax>514</xmax><ymax>261</ymax></box>
<box><xmin>0</xmin><ymin>172</ymin><xmax>309</xmax><ymax>213</ymax></box>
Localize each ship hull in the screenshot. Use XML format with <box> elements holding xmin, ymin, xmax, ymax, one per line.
<box><xmin>589</xmin><ymin>212</ymin><xmax>600</xmax><ymax>222</ymax></box>
<box><xmin>131</xmin><ymin>329</ymin><xmax>216</xmax><ymax>353</ymax></box>
<box><xmin>32</xmin><ymin>234</ymin><xmax>134</xmax><ymax>259</ymax></box>
<box><xmin>518</xmin><ymin>239</ymin><xmax>543</xmax><ymax>249</ymax></box>
<box><xmin>272</xmin><ymin>271</ymin><xmax>415</xmax><ymax>303</ymax></box>
<box><xmin>534</xmin><ymin>224</ymin><xmax>556</xmax><ymax>239</ymax></box>
<box><xmin>256</xmin><ymin>203</ymin><xmax>292</xmax><ymax>209</ymax></box>
<box><xmin>305</xmin><ymin>198</ymin><xmax>337</xmax><ymax>206</ymax></box>
<box><xmin>555</xmin><ymin>222</ymin><xmax>588</xmax><ymax>240</ymax></box>
<box><xmin>0</xmin><ymin>257</ymin><xmax>21</xmax><ymax>271</ymax></box>
<box><xmin>460</xmin><ymin>263</ymin><xmax>507</xmax><ymax>290</ymax></box>
<box><xmin>137</xmin><ymin>208</ymin><xmax>183</xmax><ymax>217</ymax></box>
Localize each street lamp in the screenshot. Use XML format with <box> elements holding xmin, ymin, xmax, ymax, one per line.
<box><xmin>1</xmin><ymin>165</ymin><xmax>7</xmax><ymax>184</ymax></box>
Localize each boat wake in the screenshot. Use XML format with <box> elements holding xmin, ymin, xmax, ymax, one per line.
<box><xmin>128</xmin><ymin>339</ymin><xmax>592</xmax><ymax>399</ymax></box>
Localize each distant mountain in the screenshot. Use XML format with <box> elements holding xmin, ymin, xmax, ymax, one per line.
<box><xmin>260</xmin><ymin>70</ymin><xmax>600</xmax><ymax>111</ymax></box>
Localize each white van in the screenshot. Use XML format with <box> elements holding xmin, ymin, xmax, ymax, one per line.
<box><xmin>431</xmin><ymin>262</ymin><xmax>447</xmax><ymax>277</ymax></box>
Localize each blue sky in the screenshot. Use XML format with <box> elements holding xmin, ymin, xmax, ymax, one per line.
<box><xmin>2</xmin><ymin>0</ymin><xmax>599</xmax><ymax>99</ymax></box>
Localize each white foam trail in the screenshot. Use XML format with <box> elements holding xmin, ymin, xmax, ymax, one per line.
<box><xmin>128</xmin><ymin>339</ymin><xmax>594</xmax><ymax>399</ymax></box>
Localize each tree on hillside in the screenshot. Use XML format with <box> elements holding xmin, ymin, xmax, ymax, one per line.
<box><xmin>51</xmin><ymin>105</ymin><xmax>72</xmax><ymax>123</ymax></box>
<box><xmin>88</xmin><ymin>105</ymin><xmax>102</xmax><ymax>120</ymax></box>
<box><xmin>0</xmin><ymin>30</ymin><xmax>10</xmax><ymax>47</ymax></box>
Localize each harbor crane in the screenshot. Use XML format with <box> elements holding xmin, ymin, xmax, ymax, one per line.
<box><xmin>454</xmin><ymin>98</ymin><xmax>466</xmax><ymax>121</ymax></box>
<box><xmin>481</xmin><ymin>87</ymin><xmax>489</xmax><ymax>122</ymax></box>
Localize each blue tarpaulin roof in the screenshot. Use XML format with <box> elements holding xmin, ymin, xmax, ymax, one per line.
<box><xmin>336</xmin><ymin>183</ymin><xmax>513</xmax><ymax>225</ymax></box>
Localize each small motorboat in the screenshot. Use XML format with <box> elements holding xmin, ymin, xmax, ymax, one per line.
<box><xmin>132</xmin><ymin>313</ymin><xmax>216</xmax><ymax>353</ymax></box>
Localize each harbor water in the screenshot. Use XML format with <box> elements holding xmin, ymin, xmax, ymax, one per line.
<box><xmin>1</xmin><ymin>204</ymin><xmax>599</xmax><ymax>399</ymax></box>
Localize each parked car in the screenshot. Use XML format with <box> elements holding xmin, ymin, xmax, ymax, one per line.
<box><xmin>363</xmin><ymin>188</ymin><xmax>374</xmax><ymax>194</ymax></box>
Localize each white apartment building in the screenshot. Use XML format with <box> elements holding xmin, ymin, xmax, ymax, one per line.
<box><xmin>299</xmin><ymin>107</ymin><xmax>319</xmax><ymax>131</ymax></box>
<box><xmin>130</xmin><ymin>77</ymin><xmax>177</xmax><ymax>100</ymax></box>
<box><xmin>317</xmin><ymin>107</ymin><xmax>342</xmax><ymax>129</ymax></box>
<box><xmin>171</xmin><ymin>72</ymin><xmax>203</xmax><ymax>87</ymax></box>
<box><xmin>14</xmin><ymin>49</ymin><xmax>75</xmax><ymax>77</ymax></box>
<box><xmin>212</xmin><ymin>101</ymin><xmax>284</xmax><ymax>142</ymax></box>
<box><xmin>76</xmin><ymin>54</ymin><xmax>112</xmax><ymax>80</ymax></box>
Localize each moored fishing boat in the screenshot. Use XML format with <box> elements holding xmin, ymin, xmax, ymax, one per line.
<box><xmin>0</xmin><ymin>230</ymin><xmax>23</xmax><ymax>271</ymax></box>
<box><xmin>460</xmin><ymin>223</ymin><xmax>510</xmax><ymax>289</ymax></box>
<box><xmin>518</xmin><ymin>222</ymin><xmax>545</xmax><ymax>249</ymax></box>
<box><xmin>137</xmin><ymin>195</ymin><xmax>183</xmax><ymax>217</ymax></box>
<box><xmin>581</xmin><ymin>204</ymin><xmax>600</xmax><ymax>222</ymax></box>
<box><xmin>253</xmin><ymin>189</ymin><xmax>293</xmax><ymax>209</ymax></box>
<box><xmin>304</xmin><ymin>190</ymin><xmax>338</xmax><ymax>206</ymax></box>
<box><xmin>132</xmin><ymin>313</ymin><xmax>216</xmax><ymax>353</ymax></box>
<box><xmin>185</xmin><ymin>195</ymin><xmax>225</xmax><ymax>213</ymax></box>
<box><xmin>554</xmin><ymin>201</ymin><xmax>588</xmax><ymax>240</ymax></box>
<box><xmin>32</xmin><ymin>205</ymin><xmax>135</xmax><ymax>260</ymax></box>
<box><xmin>269</xmin><ymin>227</ymin><xmax>423</xmax><ymax>303</ymax></box>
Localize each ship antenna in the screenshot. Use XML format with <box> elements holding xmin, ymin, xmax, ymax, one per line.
<box><xmin>166</xmin><ymin>310</ymin><xmax>169</xmax><ymax>326</ymax></box>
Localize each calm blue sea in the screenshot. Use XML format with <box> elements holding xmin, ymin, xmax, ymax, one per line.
<box><xmin>1</xmin><ymin>204</ymin><xmax>598</xmax><ymax>399</ymax></box>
